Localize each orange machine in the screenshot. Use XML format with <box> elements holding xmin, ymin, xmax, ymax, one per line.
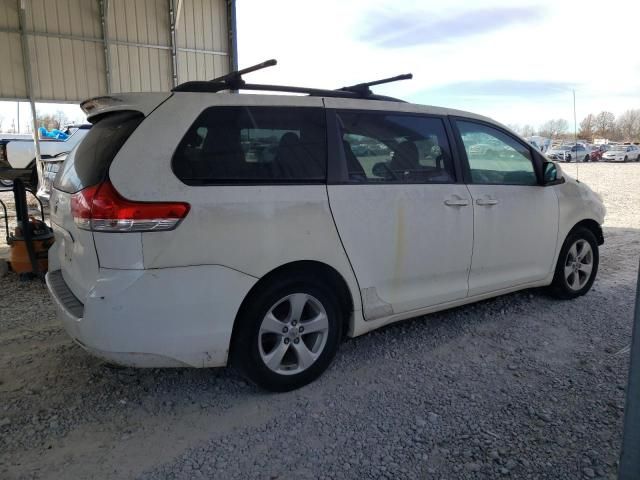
<box><xmin>8</xmin><ymin>218</ymin><xmax>54</xmax><ymax>273</ymax></box>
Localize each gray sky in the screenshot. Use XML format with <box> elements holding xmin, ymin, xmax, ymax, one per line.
<box><xmin>1</xmin><ymin>0</ymin><xmax>638</xmax><ymax>132</ymax></box>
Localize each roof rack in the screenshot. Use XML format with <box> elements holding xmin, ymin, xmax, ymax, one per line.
<box><xmin>172</xmin><ymin>59</ymin><xmax>412</xmax><ymax>102</ymax></box>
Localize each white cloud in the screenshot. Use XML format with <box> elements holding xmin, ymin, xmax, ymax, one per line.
<box><xmin>237</xmin><ymin>0</ymin><xmax>640</xmax><ymax>126</ymax></box>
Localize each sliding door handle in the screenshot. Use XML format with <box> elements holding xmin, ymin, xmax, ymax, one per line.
<box><xmin>444</xmin><ymin>198</ymin><xmax>470</xmax><ymax>207</ymax></box>
<box><xmin>476</xmin><ymin>198</ymin><xmax>499</xmax><ymax>206</ymax></box>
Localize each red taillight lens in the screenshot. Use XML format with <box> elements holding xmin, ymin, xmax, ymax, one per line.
<box><xmin>71</xmin><ymin>181</ymin><xmax>190</xmax><ymax>232</ymax></box>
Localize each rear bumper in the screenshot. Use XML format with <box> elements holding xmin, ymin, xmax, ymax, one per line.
<box><xmin>46</xmin><ymin>265</ymin><xmax>257</xmax><ymax>368</ymax></box>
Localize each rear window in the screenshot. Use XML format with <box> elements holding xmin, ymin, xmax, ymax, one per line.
<box><xmin>172</xmin><ymin>106</ymin><xmax>327</xmax><ymax>185</ymax></box>
<box><xmin>54</xmin><ymin>111</ymin><xmax>143</xmax><ymax>193</ymax></box>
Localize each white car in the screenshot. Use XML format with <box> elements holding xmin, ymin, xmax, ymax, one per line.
<box><xmin>546</xmin><ymin>144</ymin><xmax>591</xmax><ymax>162</ymax></box>
<box><xmin>45</xmin><ymin>77</ymin><xmax>606</xmax><ymax>391</ymax></box>
<box><xmin>601</xmin><ymin>144</ymin><xmax>640</xmax><ymax>162</ymax></box>
<box><xmin>0</xmin><ymin>125</ymin><xmax>90</xmax><ymax>187</ymax></box>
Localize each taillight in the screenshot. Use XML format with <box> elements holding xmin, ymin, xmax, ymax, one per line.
<box><xmin>70</xmin><ymin>181</ymin><xmax>190</xmax><ymax>232</ymax></box>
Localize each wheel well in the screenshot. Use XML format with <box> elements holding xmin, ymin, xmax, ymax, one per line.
<box><xmin>229</xmin><ymin>261</ymin><xmax>354</xmax><ymax>356</ymax></box>
<box><xmin>571</xmin><ymin>219</ymin><xmax>604</xmax><ymax>245</ymax></box>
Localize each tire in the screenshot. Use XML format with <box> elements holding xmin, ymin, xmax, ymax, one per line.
<box><xmin>0</xmin><ymin>179</ymin><xmax>12</xmax><ymax>188</ymax></box>
<box><xmin>584</xmin><ymin>155</ymin><xmax>590</xmax><ymax>162</ymax></box>
<box><xmin>548</xmin><ymin>227</ymin><xmax>599</xmax><ymax>299</ymax></box>
<box><xmin>232</xmin><ymin>274</ymin><xmax>343</xmax><ymax>392</ymax></box>
<box><xmin>623</xmin><ymin>156</ymin><xmax>628</xmax><ymax>162</ymax></box>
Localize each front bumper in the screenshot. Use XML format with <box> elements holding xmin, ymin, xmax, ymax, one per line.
<box><xmin>46</xmin><ymin>265</ymin><xmax>257</xmax><ymax>368</ymax></box>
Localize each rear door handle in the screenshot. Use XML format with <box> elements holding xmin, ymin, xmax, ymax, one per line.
<box><xmin>444</xmin><ymin>197</ymin><xmax>470</xmax><ymax>207</ymax></box>
<box><xmin>476</xmin><ymin>198</ymin><xmax>499</xmax><ymax>206</ymax></box>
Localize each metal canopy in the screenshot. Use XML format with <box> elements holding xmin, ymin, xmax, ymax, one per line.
<box><xmin>0</xmin><ymin>0</ymin><xmax>236</xmax><ymax>103</ymax></box>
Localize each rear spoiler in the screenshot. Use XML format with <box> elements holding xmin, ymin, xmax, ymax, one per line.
<box><xmin>80</xmin><ymin>93</ymin><xmax>171</xmax><ymax>123</ymax></box>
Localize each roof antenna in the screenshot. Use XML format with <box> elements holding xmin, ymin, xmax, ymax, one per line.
<box><xmin>573</xmin><ymin>89</ymin><xmax>579</xmax><ymax>182</ymax></box>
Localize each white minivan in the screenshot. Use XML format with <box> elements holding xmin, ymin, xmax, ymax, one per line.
<box><xmin>46</xmin><ymin>71</ymin><xmax>605</xmax><ymax>391</ymax></box>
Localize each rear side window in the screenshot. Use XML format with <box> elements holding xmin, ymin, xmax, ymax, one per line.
<box><xmin>172</xmin><ymin>106</ymin><xmax>327</xmax><ymax>185</ymax></box>
<box><xmin>54</xmin><ymin>111</ymin><xmax>143</xmax><ymax>193</ymax></box>
<box><xmin>337</xmin><ymin>111</ymin><xmax>455</xmax><ymax>184</ymax></box>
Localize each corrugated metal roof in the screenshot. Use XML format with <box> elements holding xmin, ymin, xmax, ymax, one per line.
<box><xmin>0</xmin><ymin>0</ymin><xmax>232</xmax><ymax>102</ymax></box>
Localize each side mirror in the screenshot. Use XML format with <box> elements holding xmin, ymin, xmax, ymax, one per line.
<box><xmin>543</xmin><ymin>161</ymin><xmax>562</xmax><ymax>185</ymax></box>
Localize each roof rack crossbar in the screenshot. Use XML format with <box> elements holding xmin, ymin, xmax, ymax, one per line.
<box><xmin>172</xmin><ymin>81</ymin><xmax>405</xmax><ymax>102</ymax></box>
<box><xmin>171</xmin><ymin>59</ymin><xmax>411</xmax><ymax>102</ymax></box>
<box><xmin>339</xmin><ymin>73</ymin><xmax>413</xmax><ymax>96</ymax></box>
<box><xmin>206</xmin><ymin>58</ymin><xmax>277</xmax><ymax>90</ymax></box>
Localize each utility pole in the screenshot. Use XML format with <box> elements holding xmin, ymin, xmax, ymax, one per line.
<box><xmin>619</xmin><ymin>260</ymin><xmax>640</xmax><ymax>479</ymax></box>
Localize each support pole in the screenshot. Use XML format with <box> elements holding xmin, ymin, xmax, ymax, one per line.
<box><xmin>619</xmin><ymin>259</ymin><xmax>640</xmax><ymax>479</ymax></box>
<box><xmin>99</xmin><ymin>0</ymin><xmax>111</xmax><ymax>94</ymax></box>
<box><xmin>17</xmin><ymin>0</ymin><xmax>42</xmax><ymax>189</ymax></box>
<box><xmin>168</xmin><ymin>0</ymin><xmax>178</xmax><ymax>87</ymax></box>
<box><xmin>228</xmin><ymin>0</ymin><xmax>238</xmax><ymax>72</ymax></box>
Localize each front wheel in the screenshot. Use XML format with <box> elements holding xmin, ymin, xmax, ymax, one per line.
<box><xmin>548</xmin><ymin>227</ymin><xmax>599</xmax><ymax>299</ymax></box>
<box><xmin>624</xmin><ymin>156</ymin><xmax>628</xmax><ymax>162</ymax></box>
<box><xmin>232</xmin><ymin>276</ymin><xmax>343</xmax><ymax>392</ymax></box>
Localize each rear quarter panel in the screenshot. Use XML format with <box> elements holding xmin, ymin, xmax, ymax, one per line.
<box><xmin>108</xmin><ymin>93</ymin><xmax>363</xmax><ymax>314</ymax></box>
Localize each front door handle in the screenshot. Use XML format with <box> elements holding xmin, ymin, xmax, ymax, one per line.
<box><xmin>444</xmin><ymin>197</ymin><xmax>470</xmax><ymax>207</ymax></box>
<box><xmin>476</xmin><ymin>198</ymin><xmax>499</xmax><ymax>206</ymax></box>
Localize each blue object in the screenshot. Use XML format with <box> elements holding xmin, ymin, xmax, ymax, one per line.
<box><xmin>39</xmin><ymin>126</ymin><xmax>68</xmax><ymax>140</ymax></box>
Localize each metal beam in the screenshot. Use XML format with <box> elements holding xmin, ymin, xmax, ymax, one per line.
<box><xmin>0</xmin><ymin>26</ymin><xmax>227</xmax><ymax>56</ymax></box>
<box><xmin>228</xmin><ymin>0</ymin><xmax>238</xmax><ymax>71</ymax></box>
<box><xmin>17</xmin><ymin>0</ymin><xmax>43</xmax><ymax>187</ymax></box>
<box><xmin>99</xmin><ymin>0</ymin><xmax>111</xmax><ymax>94</ymax></box>
<box><xmin>168</xmin><ymin>0</ymin><xmax>178</xmax><ymax>87</ymax></box>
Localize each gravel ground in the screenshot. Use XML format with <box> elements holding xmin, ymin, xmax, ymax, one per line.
<box><xmin>0</xmin><ymin>162</ymin><xmax>639</xmax><ymax>479</ymax></box>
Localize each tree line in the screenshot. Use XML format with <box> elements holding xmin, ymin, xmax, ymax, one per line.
<box><xmin>509</xmin><ymin>109</ymin><xmax>640</xmax><ymax>142</ymax></box>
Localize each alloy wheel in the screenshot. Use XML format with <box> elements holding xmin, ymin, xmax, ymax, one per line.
<box><xmin>258</xmin><ymin>293</ymin><xmax>329</xmax><ymax>375</ymax></box>
<box><xmin>564</xmin><ymin>239</ymin><xmax>594</xmax><ymax>291</ymax></box>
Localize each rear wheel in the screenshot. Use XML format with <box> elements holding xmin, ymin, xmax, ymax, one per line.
<box><xmin>584</xmin><ymin>155</ymin><xmax>590</xmax><ymax>162</ymax></box>
<box><xmin>548</xmin><ymin>227</ymin><xmax>599</xmax><ymax>299</ymax></box>
<box><xmin>232</xmin><ymin>275</ymin><xmax>343</xmax><ymax>392</ymax></box>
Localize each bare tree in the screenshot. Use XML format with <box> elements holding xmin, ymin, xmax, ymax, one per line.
<box><xmin>539</xmin><ymin>119</ymin><xmax>569</xmax><ymax>139</ymax></box>
<box><xmin>594</xmin><ymin>111</ymin><xmax>615</xmax><ymax>138</ymax></box>
<box><xmin>521</xmin><ymin>124</ymin><xmax>536</xmax><ymax>137</ymax></box>
<box><xmin>579</xmin><ymin>114</ymin><xmax>595</xmax><ymax>140</ymax></box>
<box><xmin>616</xmin><ymin>109</ymin><xmax>640</xmax><ymax>141</ymax></box>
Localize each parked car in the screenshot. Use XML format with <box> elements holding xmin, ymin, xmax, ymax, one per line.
<box><xmin>588</xmin><ymin>145</ymin><xmax>602</xmax><ymax>161</ymax></box>
<box><xmin>547</xmin><ymin>144</ymin><xmax>591</xmax><ymax>162</ymax></box>
<box><xmin>36</xmin><ymin>152</ymin><xmax>68</xmax><ymax>201</ymax></box>
<box><xmin>45</xmin><ymin>83</ymin><xmax>606</xmax><ymax>392</ymax></box>
<box><xmin>0</xmin><ymin>125</ymin><xmax>90</xmax><ymax>187</ymax></box>
<box><xmin>545</xmin><ymin>145</ymin><xmax>572</xmax><ymax>161</ymax></box>
<box><xmin>601</xmin><ymin>144</ymin><xmax>640</xmax><ymax>162</ymax></box>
